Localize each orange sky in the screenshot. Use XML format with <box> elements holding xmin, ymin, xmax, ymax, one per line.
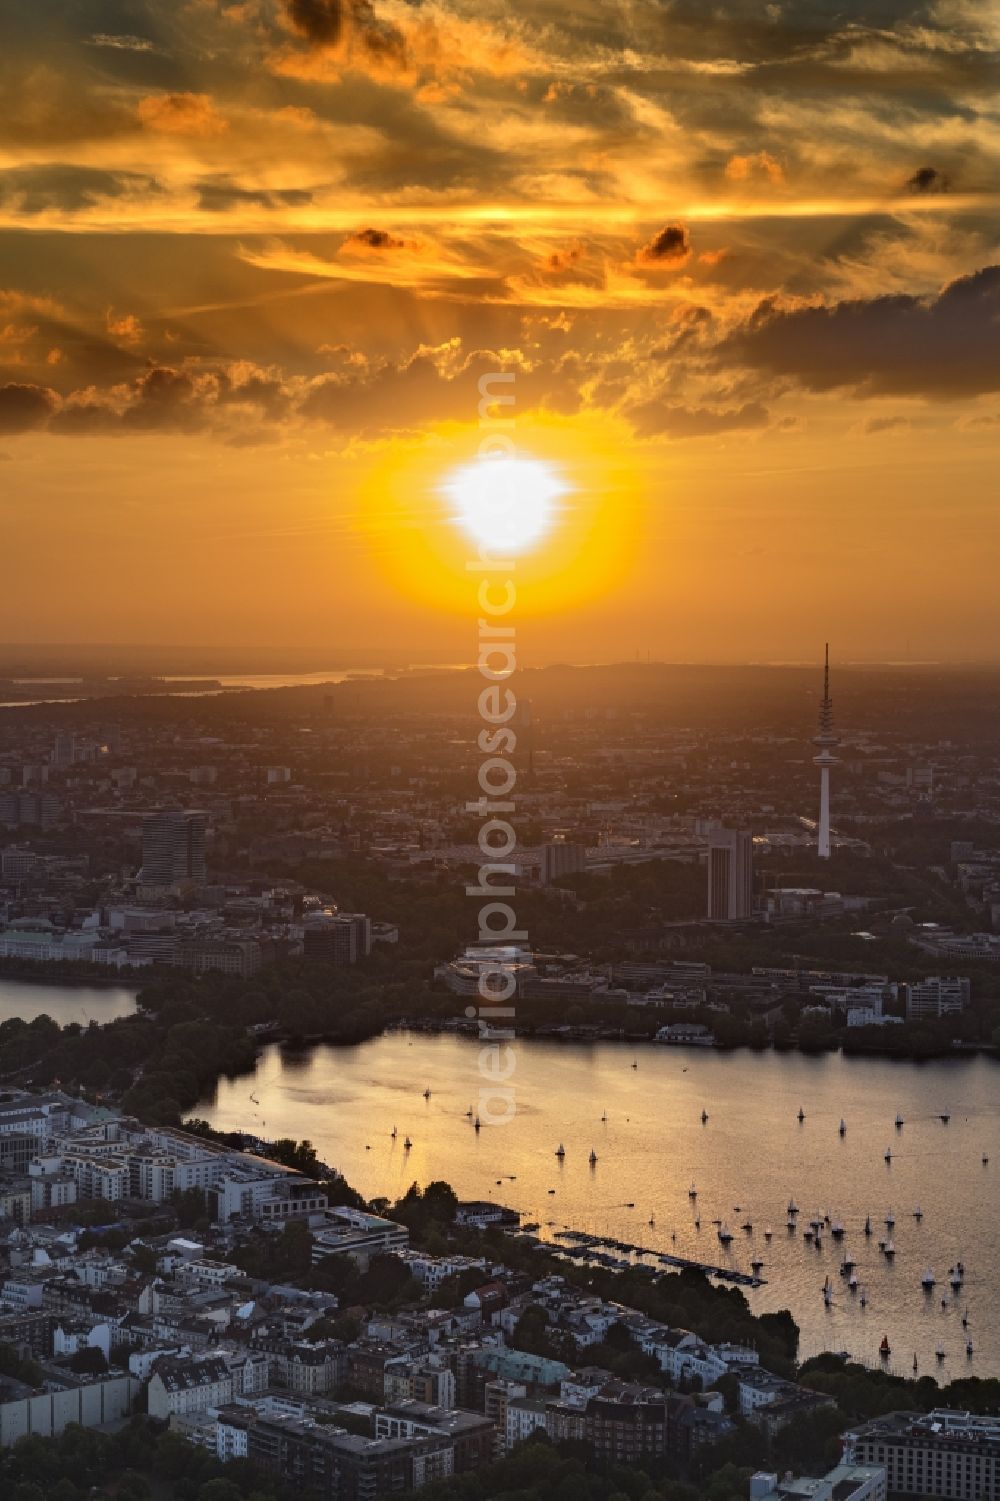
<box><xmin>1</xmin><ymin>0</ymin><xmax>998</xmax><ymax>662</ymax></box>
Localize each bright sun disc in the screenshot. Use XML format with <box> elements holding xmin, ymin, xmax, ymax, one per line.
<box><xmin>443</xmin><ymin>455</ymin><xmax>566</xmax><ymax>554</ymax></box>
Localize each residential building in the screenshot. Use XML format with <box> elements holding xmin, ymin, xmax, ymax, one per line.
<box><xmin>215</xmin><ymin>1404</ymin><xmax>454</xmax><ymax>1499</ymax></box>
<box><xmin>844</xmin><ymin>1409</ymin><xmax>1000</xmax><ymax>1500</ymax></box>
<box><xmin>141</xmin><ymin>811</ymin><xmax>207</xmax><ymax>887</ymax></box>
<box><xmin>147</xmin><ymin>1355</ymin><xmax>233</xmax><ymax>1420</ymax></box>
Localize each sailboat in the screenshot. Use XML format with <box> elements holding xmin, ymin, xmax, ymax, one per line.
<box><xmin>701</xmin><ymin>1109</ymin><xmax>709</xmax><ymax>1123</ymax></box>
<box><xmin>879</xmin><ymin>1335</ymin><xmax>891</xmax><ymax>1360</ymax></box>
<box><xmin>936</xmin><ymin>1345</ymin><xmax>946</xmax><ymax>1362</ymax></box>
<box><xmin>822</xmin><ymin>1277</ymin><xmax>832</xmax><ymax>1305</ymax></box>
<box><xmin>465</xmin><ymin>1106</ymin><xmax>474</xmax><ymax>1118</ymax></box>
<box><xmin>864</xmin><ymin>1214</ymin><xmax>872</xmax><ymax>1236</ymax></box>
<box><xmin>884</xmin><ymin>1145</ymin><xmax>893</xmax><ymax>1162</ymax></box>
<box><xmin>689</xmin><ymin>1183</ymin><xmax>698</xmax><ymax>1198</ymax></box>
<box><xmin>391</xmin><ymin>1126</ymin><xmax>397</xmax><ymax>1139</ymax></box>
<box><xmin>966</xmin><ymin>1339</ymin><xmax>974</xmax><ymax>1358</ymax></box>
<box><xmin>589</xmin><ymin>1149</ymin><xmax>598</xmax><ymax>1166</ymax></box>
<box><xmin>859</xmin><ymin>1287</ymin><xmax>867</xmax><ymax>1308</ymax></box>
<box><xmin>423</xmin><ymin>1088</ymin><xmax>432</xmax><ymax>1099</ymax></box>
<box><xmin>474</xmin><ymin>1116</ymin><xmax>482</xmax><ymax>1132</ymax></box>
<box><xmin>839</xmin><ymin>1118</ymin><xmax>847</xmax><ymax>1136</ymax></box>
<box><xmin>884</xmin><ymin>1240</ymin><xmax>896</xmax><ymax>1259</ymax></box>
<box><xmin>895</xmin><ymin>1112</ymin><xmax>904</xmax><ymax>1128</ymax></box>
<box><xmin>717</xmin><ymin>1223</ymin><xmax>734</xmax><ymax>1244</ymax></box>
<box><xmin>555</xmin><ymin>1143</ymin><xmax>566</xmax><ymax>1158</ymax></box>
<box><xmin>797</xmin><ymin>1107</ymin><xmax>806</xmax><ymax>1122</ymax></box>
<box><xmin>403</xmin><ymin>1136</ymin><xmax>412</xmax><ymax>1149</ymax></box>
<box><xmin>913</xmin><ymin>1205</ymin><xmax>923</xmax><ymax>1220</ymax></box>
<box><xmin>921</xmin><ymin>1267</ymin><xmax>936</xmax><ymax>1289</ymax></box>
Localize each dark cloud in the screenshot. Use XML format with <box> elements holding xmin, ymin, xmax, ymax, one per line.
<box><xmin>343</xmin><ymin>227</ymin><xmax>408</xmax><ymax>250</ymax></box>
<box><xmin>281</xmin><ymin>0</ymin><xmax>407</xmax><ymax>69</ymax></box>
<box><xmin>195</xmin><ymin>176</ymin><xmax>314</xmax><ymax>212</ymax></box>
<box><xmin>722</xmin><ymin>266</ymin><xmax>1000</xmax><ymax>397</ymax></box>
<box><xmin>906</xmin><ymin>165</ymin><xmax>949</xmax><ymax>193</ymax></box>
<box><xmin>864</xmin><ymin>414</ymin><xmax>910</xmax><ymax>433</ymax></box>
<box><xmin>285</xmin><ymin>0</ymin><xmax>345</xmax><ymax>46</ymax></box>
<box><xmin>626</xmin><ymin>397</ymin><xmax>770</xmax><ymax>439</ymax></box>
<box><xmin>0</xmin><ymin>382</ymin><xmax>55</xmax><ymax>433</ymax></box>
<box><xmin>636</xmin><ymin>224</ymin><xmax>691</xmax><ymax>266</ymax></box>
<box><xmin>0</xmin><ymin>165</ymin><xmax>162</xmax><ymax>215</ymax></box>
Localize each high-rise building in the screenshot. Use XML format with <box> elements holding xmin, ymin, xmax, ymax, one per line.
<box><xmin>0</xmin><ymin>791</ymin><xmax>61</xmax><ymax>829</ymax></box>
<box><xmin>707</xmin><ymin>829</ymin><xmax>753</xmax><ymax>920</ymax></box>
<box><xmin>541</xmin><ymin>839</ymin><xmax>586</xmax><ymax>885</ymax></box>
<box><xmin>51</xmin><ymin>732</ymin><xmax>76</xmax><ymax>767</ymax></box>
<box><xmin>141</xmin><ymin>811</ymin><xmax>207</xmax><ymax>886</ymax></box>
<box><xmin>813</xmin><ymin>643</ymin><xmax>840</xmax><ymax>859</ymax></box>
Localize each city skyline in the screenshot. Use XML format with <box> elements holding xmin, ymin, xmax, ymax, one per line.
<box><xmin>2</xmin><ymin>1</ymin><xmax>1000</xmax><ymax>1480</ymax></box>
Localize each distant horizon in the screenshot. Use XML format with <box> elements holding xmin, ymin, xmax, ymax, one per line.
<box><xmin>5</xmin><ymin>645</ymin><xmax>1000</xmax><ymax>674</ymax></box>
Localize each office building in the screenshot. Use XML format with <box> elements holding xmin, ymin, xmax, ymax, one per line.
<box><xmin>51</xmin><ymin>733</ymin><xmax>76</xmax><ymax>768</ymax></box>
<box><xmin>303</xmin><ymin>911</ymin><xmax>371</xmax><ymax>965</ymax></box>
<box><xmin>0</xmin><ymin>792</ymin><xmax>61</xmax><ymax>829</ymax></box>
<box><xmin>750</xmin><ymin>1463</ymin><xmax>886</xmax><ymax>1501</ymax></box>
<box><xmin>541</xmin><ymin>839</ymin><xmax>586</xmax><ymax>885</ymax></box>
<box><xmin>905</xmin><ymin>975</ymin><xmax>971</xmax><ymax>1021</ymax></box>
<box><xmin>707</xmin><ymin>829</ymin><xmax>753</xmax><ymax>920</ymax></box>
<box><xmin>141</xmin><ymin>811</ymin><xmax>207</xmax><ymax>886</ymax></box>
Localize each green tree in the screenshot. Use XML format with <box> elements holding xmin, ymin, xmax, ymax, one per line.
<box><xmin>197</xmin><ymin>1481</ymin><xmax>243</xmax><ymax>1501</ymax></box>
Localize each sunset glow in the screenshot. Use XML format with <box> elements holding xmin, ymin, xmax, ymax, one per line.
<box><xmin>0</xmin><ymin>0</ymin><xmax>997</xmax><ymax>661</ymax></box>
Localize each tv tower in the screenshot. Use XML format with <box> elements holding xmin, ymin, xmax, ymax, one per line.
<box><xmin>813</xmin><ymin>643</ymin><xmax>839</xmax><ymax>859</ymax></box>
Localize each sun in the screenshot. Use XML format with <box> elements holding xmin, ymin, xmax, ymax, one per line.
<box><xmin>443</xmin><ymin>455</ymin><xmax>567</xmax><ymax>554</ymax></box>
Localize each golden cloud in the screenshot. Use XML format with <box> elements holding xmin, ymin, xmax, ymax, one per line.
<box><xmin>137</xmin><ymin>93</ymin><xmax>229</xmax><ymax>137</ymax></box>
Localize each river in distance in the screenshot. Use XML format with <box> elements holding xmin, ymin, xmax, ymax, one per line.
<box><xmin>0</xmin><ymin>978</ymin><xmax>137</xmax><ymax>1026</ymax></box>
<box><xmin>197</xmin><ymin>1033</ymin><xmax>1000</xmax><ymax>1380</ymax></box>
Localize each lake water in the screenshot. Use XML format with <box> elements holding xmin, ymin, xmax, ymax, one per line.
<box><xmin>197</xmin><ymin>1033</ymin><xmax>1000</xmax><ymax>1380</ymax></box>
<box><xmin>0</xmin><ymin>978</ymin><xmax>137</xmax><ymax>1026</ymax></box>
